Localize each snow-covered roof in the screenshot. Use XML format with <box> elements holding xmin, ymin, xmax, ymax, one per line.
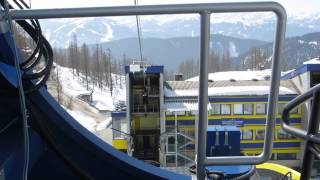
<box><xmin>303</xmin><ymin>57</ymin><xmax>320</xmax><ymax>64</ymax></box>
<box><xmin>164</xmin><ymin>80</ymin><xmax>297</xmax><ymax>97</ymax></box>
<box><xmin>186</xmin><ymin>70</ymin><xmax>273</xmax><ymax>82</ymax></box>
<box><xmin>165</xmin><ymin>101</ymin><xmax>211</xmax><ymax>112</ymax></box>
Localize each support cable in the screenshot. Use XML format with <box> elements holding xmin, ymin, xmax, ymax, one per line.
<box><xmin>134</xmin><ymin>0</ymin><xmax>143</xmax><ymax>63</ymax></box>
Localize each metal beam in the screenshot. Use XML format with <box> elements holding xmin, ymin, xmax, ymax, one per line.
<box><xmin>196</xmin><ymin>12</ymin><xmax>210</xmax><ymax>180</ymax></box>
<box><xmin>8</xmin><ymin>2</ymin><xmax>286</xmax><ymax>19</ymax></box>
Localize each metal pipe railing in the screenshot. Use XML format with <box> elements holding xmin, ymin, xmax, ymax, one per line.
<box><xmin>5</xmin><ymin>2</ymin><xmax>287</xmax><ymax>179</ymax></box>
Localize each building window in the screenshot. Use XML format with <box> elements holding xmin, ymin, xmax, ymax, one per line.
<box><xmin>233</xmin><ymin>104</ymin><xmax>253</xmax><ymax>115</ymax></box>
<box><xmin>256</xmin><ymin>129</ymin><xmax>265</xmax><ymax>140</ymax></box>
<box><xmin>277</xmin><ymin>153</ymin><xmax>297</xmax><ymax>160</ymax></box>
<box><xmin>165</xmin><ymin>111</ymin><xmax>174</xmax><ymax>116</ymax></box>
<box><xmin>234</xmin><ymin>104</ymin><xmax>243</xmax><ymax>115</ymax></box>
<box><xmin>176</xmin><ymin>111</ymin><xmax>185</xmax><ymax>116</ymax></box>
<box><xmin>243</xmin><ymin>104</ymin><xmax>253</xmax><ymax>115</ymax></box>
<box><xmin>221</xmin><ymin>104</ymin><xmax>231</xmax><ymax>115</ymax></box>
<box><xmin>278</xmin><ymin>103</ymin><xmax>286</xmax><ymax>114</ymax></box>
<box><xmin>167</xmin><ymin>136</ymin><xmax>176</xmax><ymax>153</ymax></box>
<box><xmin>277</xmin><ymin>128</ymin><xmax>296</xmax><ymax>139</ymax></box>
<box><xmin>241</xmin><ymin>129</ymin><xmax>253</xmax><ymax>140</ymax></box>
<box><xmin>112</xmin><ymin>117</ymin><xmax>127</xmax><ymax>139</ymax></box>
<box><xmin>186</xmin><ymin>111</ymin><xmax>193</xmax><ymax>116</ymax></box>
<box><xmin>212</xmin><ymin>104</ymin><xmax>221</xmax><ymax>115</ymax></box>
<box><xmin>166</xmin><ymin>125</ymin><xmax>175</xmax><ymax>133</ymax></box>
<box><xmin>166</xmin><ymin>155</ymin><xmax>176</xmax><ymax>166</ymax></box>
<box><xmin>256</xmin><ymin>103</ymin><xmax>266</xmax><ymax>114</ymax></box>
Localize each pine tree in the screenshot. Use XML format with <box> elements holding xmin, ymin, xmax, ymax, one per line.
<box><xmin>81</xmin><ymin>43</ymin><xmax>90</xmax><ymax>90</ymax></box>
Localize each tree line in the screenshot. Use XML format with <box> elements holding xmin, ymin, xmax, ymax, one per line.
<box><xmin>53</xmin><ymin>34</ymin><xmax>131</xmax><ymax>95</ymax></box>
<box><xmin>177</xmin><ymin>47</ymin><xmax>273</xmax><ymax>80</ymax></box>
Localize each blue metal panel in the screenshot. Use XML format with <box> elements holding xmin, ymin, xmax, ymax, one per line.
<box><xmin>0</xmin><ymin>62</ymin><xmax>17</xmax><ymax>87</ymax></box>
<box><xmin>111</xmin><ymin>111</ymin><xmax>126</xmax><ymax>118</ymax></box>
<box><xmin>0</xmin><ymin>32</ymin><xmax>15</xmax><ymax>66</ymax></box>
<box><xmin>240</xmin><ymin>142</ymin><xmax>300</xmax><ymax>149</ymax></box>
<box><xmin>209</xmin><ymin>96</ymin><xmax>296</xmax><ymax>102</ymax></box>
<box><xmin>125</xmin><ymin>65</ymin><xmax>163</xmax><ymax>74</ymax></box>
<box><xmin>166</xmin><ymin>95</ymin><xmax>297</xmax><ymax>102</ymax></box>
<box><xmin>206</xmin><ymin>165</ymin><xmax>252</xmax><ymax>177</ymax></box>
<box><xmin>281</xmin><ymin>64</ymin><xmax>320</xmax><ymax>80</ymax></box>
<box><xmin>165</xmin><ymin>118</ymin><xmax>301</xmax><ymax>126</ymax></box>
<box><xmin>208</xmin><ymin>118</ymin><xmax>301</xmax><ymax>126</ymax></box>
<box><xmin>206</xmin><ymin>126</ymin><xmax>240</xmax><ymax>157</ymax></box>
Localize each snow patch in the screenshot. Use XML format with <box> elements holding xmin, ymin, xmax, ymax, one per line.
<box><xmin>96</xmin><ymin>117</ymin><xmax>112</xmax><ymax>131</ymax></box>
<box><xmin>308</xmin><ymin>41</ymin><xmax>318</xmax><ymax>45</ymax></box>
<box><xmin>66</xmin><ymin>109</ymin><xmax>97</xmax><ymax>132</ymax></box>
<box><xmin>229</xmin><ymin>41</ymin><xmax>239</xmax><ymax>58</ymax></box>
<box><xmin>101</xmin><ymin>24</ymin><xmax>114</xmax><ymax>42</ymax></box>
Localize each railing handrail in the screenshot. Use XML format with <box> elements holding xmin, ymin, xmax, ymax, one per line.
<box><xmin>281</xmin><ymin>83</ymin><xmax>320</xmax><ymax>180</ymax></box>
<box><xmin>5</xmin><ymin>2</ymin><xmax>287</xmax><ymax>179</ymax></box>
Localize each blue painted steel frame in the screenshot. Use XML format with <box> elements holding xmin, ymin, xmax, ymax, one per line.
<box><xmin>281</xmin><ymin>64</ymin><xmax>320</xmax><ymax>80</ymax></box>
<box><xmin>125</xmin><ymin>65</ymin><xmax>164</xmax><ymax>74</ymax></box>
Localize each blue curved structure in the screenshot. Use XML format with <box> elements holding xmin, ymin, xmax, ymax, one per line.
<box><xmin>0</xmin><ymin>23</ymin><xmax>189</xmax><ymax>180</ymax></box>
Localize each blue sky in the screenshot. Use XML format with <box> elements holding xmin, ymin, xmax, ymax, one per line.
<box><xmin>30</xmin><ymin>0</ymin><xmax>319</xmax><ymax>16</ymax></box>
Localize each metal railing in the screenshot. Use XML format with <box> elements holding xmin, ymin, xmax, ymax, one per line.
<box><xmin>281</xmin><ymin>83</ymin><xmax>320</xmax><ymax>180</ymax></box>
<box><xmin>6</xmin><ymin>2</ymin><xmax>287</xmax><ymax>179</ymax></box>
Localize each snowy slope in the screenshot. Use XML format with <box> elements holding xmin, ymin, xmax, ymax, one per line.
<box><xmin>49</xmin><ymin>64</ymin><xmax>125</xmax><ymax>137</ymax></box>
<box><xmin>66</xmin><ymin>108</ymin><xmax>97</xmax><ymax>133</ymax></box>
<box><xmin>56</xmin><ymin>64</ymin><xmax>126</xmax><ymax>111</ymax></box>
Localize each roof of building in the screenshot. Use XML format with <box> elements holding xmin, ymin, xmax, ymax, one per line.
<box><xmin>186</xmin><ymin>70</ymin><xmax>273</xmax><ymax>82</ymax></box>
<box><xmin>281</xmin><ymin>57</ymin><xmax>320</xmax><ymax>80</ymax></box>
<box><xmin>164</xmin><ymin>80</ymin><xmax>298</xmax><ymax>97</ymax></box>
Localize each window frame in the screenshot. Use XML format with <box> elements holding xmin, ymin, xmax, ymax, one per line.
<box><xmin>221</xmin><ymin>104</ymin><xmax>231</xmax><ymax>115</ymax></box>
<box><xmin>256</xmin><ymin>103</ymin><xmax>266</xmax><ymax>115</ymax></box>
<box><xmin>233</xmin><ymin>104</ymin><xmax>243</xmax><ymax>115</ymax></box>
<box><xmin>241</xmin><ymin>129</ymin><xmax>253</xmax><ymax>140</ymax></box>
<box><xmin>255</xmin><ymin>129</ymin><xmax>265</xmax><ymax>140</ymax></box>
<box><xmin>243</xmin><ymin>104</ymin><xmax>253</xmax><ymax>115</ymax></box>
<box><xmin>167</xmin><ymin>135</ymin><xmax>176</xmax><ymax>153</ymax></box>
<box><xmin>211</xmin><ymin>104</ymin><xmax>221</xmax><ymax>115</ymax></box>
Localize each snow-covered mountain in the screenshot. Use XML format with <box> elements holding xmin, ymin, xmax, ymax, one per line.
<box><xmin>40</xmin><ymin>13</ymin><xmax>320</xmax><ymax>47</ymax></box>
<box><xmin>237</xmin><ymin>32</ymin><xmax>320</xmax><ymax>70</ymax></box>
<box><xmin>96</xmin><ymin>34</ymin><xmax>266</xmax><ymax>71</ymax></box>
